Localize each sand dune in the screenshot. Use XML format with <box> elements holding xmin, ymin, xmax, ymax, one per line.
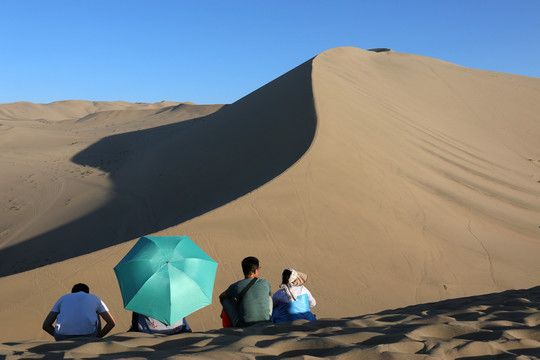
<box><xmin>0</xmin><ymin>47</ymin><xmax>539</xmax><ymax>358</ymax></box>
<box><xmin>0</xmin><ymin>100</ymin><xmax>182</xmax><ymax>122</ymax></box>
<box><xmin>0</xmin><ymin>102</ymin><xmax>226</xmax><ymax>275</ymax></box>
<box><xmin>2</xmin><ymin>286</ymin><xmax>539</xmax><ymax>359</ymax></box>
<box><xmin>0</xmin><ymin>57</ymin><xmax>315</xmax><ymax>276</ymax></box>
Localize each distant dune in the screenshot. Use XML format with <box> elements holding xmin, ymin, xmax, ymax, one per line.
<box><xmin>0</xmin><ymin>100</ymin><xmax>183</xmax><ymax>122</ymax></box>
<box><xmin>0</xmin><ymin>47</ymin><xmax>539</xmax><ymax>359</ymax></box>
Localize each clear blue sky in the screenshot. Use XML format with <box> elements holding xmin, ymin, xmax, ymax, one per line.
<box><xmin>1</xmin><ymin>1</ymin><xmax>539</xmax><ymax>105</ymax></box>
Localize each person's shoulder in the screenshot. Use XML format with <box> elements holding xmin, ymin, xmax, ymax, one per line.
<box><xmin>231</xmin><ymin>278</ymin><xmax>248</xmax><ymax>288</ymax></box>
<box><xmin>58</xmin><ymin>292</ymin><xmax>71</xmax><ymax>299</ymax></box>
<box><xmin>226</xmin><ymin>278</ymin><xmax>246</xmax><ymax>293</ymax></box>
<box><xmin>83</xmin><ymin>292</ymin><xmax>101</xmax><ymax>299</ymax></box>
<box><xmin>294</xmin><ymin>285</ymin><xmax>309</xmax><ymax>293</ymax></box>
<box><xmin>55</xmin><ymin>292</ymin><xmax>71</xmax><ymax>303</ymax></box>
<box><xmin>256</xmin><ymin>278</ymin><xmax>271</xmax><ymax>291</ymax></box>
<box><xmin>272</xmin><ymin>288</ymin><xmax>289</xmax><ymax>302</ymax></box>
<box><xmin>81</xmin><ymin>292</ymin><xmax>104</xmax><ymax>303</ymax></box>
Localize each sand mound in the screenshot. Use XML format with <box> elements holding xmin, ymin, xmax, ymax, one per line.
<box><xmin>0</xmin><ymin>47</ymin><xmax>539</xmax><ymax>354</ymax></box>
<box><xmin>2</xmin><ymin>286</ymin><xmax>539</xmax><ymax>359</ymax></box>
<box><xmin>0</xmin><ymin>58</ymin><xmax>315</xmax><ymax>276</ymax></box>
<box><xmin>0</xmin><ymin>100</ymin><xmax>181</xmax><ymax>122</ymax></box>
<box><xmin>0</xmin><ymin>101</ymin><xmax>225</xmax><ymax>275</ymax></box>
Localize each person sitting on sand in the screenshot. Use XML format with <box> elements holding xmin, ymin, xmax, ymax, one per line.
<box><xmin>271</xmin><ymin>268</ymin><xmax>316</xmax><ymax>323</ymax></box>
<box><xmin>42</xmin><ymin>283</ymin><xmax>115</xmax><ymax>341</ymax></box>
<box><xmin>129</xmin><ymin>312</ymin><xmax>192</xmax><ymax>334</ymax></box>
<box><xmin>219</xmin><ymin>256</ymin><xmax>272</xmax><ymax>327</ymax></box>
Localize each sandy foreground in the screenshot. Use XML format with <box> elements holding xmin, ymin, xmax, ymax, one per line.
<box><xmin>1</xmin><ymin>286</ymin><xmax>539</xmax><ymax>359</ymax></box>
<box><xmin>0</xmin><ymin>47</ymin><xmax>539</xmax><ymax>358</ymax></box>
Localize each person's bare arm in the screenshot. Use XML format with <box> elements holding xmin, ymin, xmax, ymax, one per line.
<box><xmin>98</xmin><ymin>311</ymin><xmax>115</xmax><ymax>338</ymax></box>
<box><xmin>42</xmin><ymin>312</ymin><xmax>58</xmax><ymax>337</ymax></box>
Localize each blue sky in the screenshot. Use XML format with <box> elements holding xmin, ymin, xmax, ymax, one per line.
<box><xmin>1</xmin><ymin>1</ymin><xmax>539</xmax><ymax>105</ymax></box>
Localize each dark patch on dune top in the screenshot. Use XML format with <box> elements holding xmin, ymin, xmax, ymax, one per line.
<box><xmin>368</xmin><ymin>48</ymin><xmax>392</xmax><ymax>53</ymax></box>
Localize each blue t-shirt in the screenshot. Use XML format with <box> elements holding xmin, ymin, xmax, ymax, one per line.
<box><xmin>51</xmin><ymin>292</ymin><xmax>108</xmax><ymax>335</ymax></box>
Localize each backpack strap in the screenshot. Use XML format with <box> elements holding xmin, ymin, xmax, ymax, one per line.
<box><xmin>237</xmin><ymin>278</ymin><xmax>258</xmax><ymax>304</ymax></box>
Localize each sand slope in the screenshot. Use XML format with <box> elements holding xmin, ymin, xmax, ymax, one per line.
<box><xmin>0</xmin><ymin>101</ymin><xmax>226</xmax><ymax>275</ymax></box>
<box><xmin>2</xmin><ymin>286</ymin><xmax>540</xmax><ymax>359</ymax></box>
<box><xmin>0</xmin><ymin>47</ymin><xmax>539</xmax><ymax>355</ymax></box>
<box><xmin>0</xmin><ymin>58</ymin><xmax>315</xmax><ymax>276</ymax></box>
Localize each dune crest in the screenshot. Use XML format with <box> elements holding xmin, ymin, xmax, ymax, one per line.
<box><xmin>0</xmin><ymin>47</ymin><xmax>539</xmax><ymax>352</ymax></box>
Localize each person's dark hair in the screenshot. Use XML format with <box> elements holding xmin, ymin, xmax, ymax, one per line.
<box><xmin>282</xmin><ymin>269</ymin><xmax>292</xmax><ymax>285</ymax></box>
<box><xmin>241</xmin><ymin>256</ymin><xmax>259</xmax><ymax>277</ymax></box>
<box><xmin>71</xmin><ymin>283</ymin><xmax>90</xmax><ymax>293</ymax></box>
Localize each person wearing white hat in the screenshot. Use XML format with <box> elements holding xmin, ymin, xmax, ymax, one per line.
<box><xmin>271</xmin><ymin>268</ymin><xmax>316</xmax><ymax>323</ymax></box>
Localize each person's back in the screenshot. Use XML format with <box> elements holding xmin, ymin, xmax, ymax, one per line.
<box><xmin>228</xmin><ymin>277</ymin><xmax>272</xmax><ymax>326</ymax></box>
<box><xmin>272</xmin><ymin>285</ymin><xmax>316</xmax><ymax>323</ymax></box>
<box><xmin>271</xmin><ymin>268</ymin><xmax>316</xmax><ymax>324</ymax></box>
<box><xmin>43</xmin><ymin>283</ymin><xmax>115</xmax><ymax>341</ymax></box>
<box><xmin>53</xmin><ymin>291</ymin><xmax>104</xmax><ymax>335</ymax></box>
<box><xmin>219</xmin><ymin>256</ymin><xmax>272</xmax><ymax>327</ymax></box>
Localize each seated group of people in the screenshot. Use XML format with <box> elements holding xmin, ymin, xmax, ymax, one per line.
<box><xmin>219</xmin><ymin>256</ymin><xmax>316</xmax><ymax>327</ymax></box>
<box><xmin>42</xmin><ymin>256</ymin><xmax>315</xmax><ymax>341</ymax></box>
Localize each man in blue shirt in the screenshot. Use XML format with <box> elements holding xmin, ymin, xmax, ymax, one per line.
<box><xmin>42</xmin><ymin>283</ymin><xmax>115</xmax><ymax>340</ymax></box>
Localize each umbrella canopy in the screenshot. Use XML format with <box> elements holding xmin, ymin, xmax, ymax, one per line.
<box><xmin>114</xmin><ymin>236</ymin><xmax>218</xmax><ymax>325</ymax></box>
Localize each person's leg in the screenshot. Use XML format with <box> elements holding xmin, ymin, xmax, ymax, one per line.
<box><xmin>222</xmin><ymin>298</ymin><xmax>240</xmax><ymax>327</ymax></box>
<box><xmin>53</xmin><ymin>332</ymin><xmax>96</xmax><ymax>341</ymax></box>
<box><xmin>54</xmin><ymin>332</ymin><xmax>71</xmax><ymax>341</ymax></box>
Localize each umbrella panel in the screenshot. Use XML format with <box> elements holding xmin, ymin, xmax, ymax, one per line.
<box><xmin>114</xmin><ymin>236</ymin><xmax>218</xmax><ymax>325</ymax></box>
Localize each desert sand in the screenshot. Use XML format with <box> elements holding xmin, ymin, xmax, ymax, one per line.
<box><xmin>2</xmin><ymin>286</ymin><xmax>540</xmax><ymax>359</ymax></box>
<box><xmin>0</xmin><ymin>46</ymin><xmax>539</xmax><ymax>359</ymax></box>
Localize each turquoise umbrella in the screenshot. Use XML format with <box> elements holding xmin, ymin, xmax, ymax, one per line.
<box><xmin>114</xmin><ymin>236</ymin><xmax>218</xmax><ymax>325</ymax></box>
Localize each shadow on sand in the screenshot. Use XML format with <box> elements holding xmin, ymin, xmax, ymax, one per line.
<box><xmin>0</xmin><ymin>59</ymin><xmax>317</xmax><ymax>277</ymax></box>
<box><xmin>13</xmin><ymin>286</ymin><xmax>540</xmax><ymax>359</ymax></box>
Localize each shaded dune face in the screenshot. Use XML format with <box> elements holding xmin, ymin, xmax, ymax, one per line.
<box><xmin>0</xmin><ymin>60</ymin><xmax>316</xmax><ymax>276</ymax></box>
